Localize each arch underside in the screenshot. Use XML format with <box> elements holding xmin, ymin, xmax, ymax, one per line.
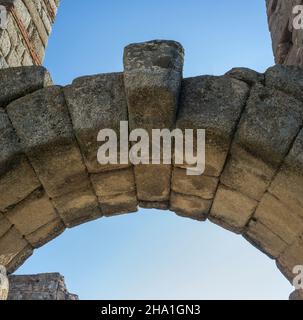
<box><xmin>0</xmin><ymin>41</ymin><xmax>303</xmax><ymax>297</ymax></box>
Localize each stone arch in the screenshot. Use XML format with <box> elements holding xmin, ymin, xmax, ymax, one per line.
<box><xmin>1</xmin><ymin>41</ymin><xmax>303</xmax><ymax>301</ymax></box>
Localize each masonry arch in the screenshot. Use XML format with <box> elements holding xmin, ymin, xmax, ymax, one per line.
<box><xmin>0</xmin><ymin>40</ymin><xmax>303</xmax><ymax>299</ymax></box>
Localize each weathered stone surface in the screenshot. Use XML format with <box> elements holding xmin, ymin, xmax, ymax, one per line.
<box><xmin>5</xmin><ymin>188</ymin><xmax>58</xmax><ymax>236</ymax></box>
<box><xmin>244</xmin><ymin>219</ymin><xmax>288</xmax><ymax>259</ymax></box>
<box><xmin>222</xmin><ymin>84</ymin><xmax>303</xmax><ymax>206</ymax></box>
<box><xmin>25</xmin><ymin>218</ymin><xmax>65</xmax><ymax>248</ymax></box>
<box><xmin>253</xmin><ymin>193</ymin><xmax>303</xmax><ymax>245</ymax></box>
<box><xmin>124</xmin><ymin>40</ymin><xmax>184</xmax><ymax>131</ymax></box>
<box><xmin>0</xmin><ymin>213</ymin><xmax>11</xmax><ymax>238</ymax></box>
<box><xmin>176</xmin><ymin>75</ymin><xmax>249</xmax><ymax>177</ymax></box>
<box><xmin>221</xmin><ymin>145</ymin><xmax>275</xmax><ymax>201</ymax></box>
<box><xmin>210</xmin><ymin>185</ymin><xmax>257</xmax><ymax>234</ymax></box>
<box><xmin>266</xmin><ymin>0</ymin><xmax>303</xmax><ymax>65</ymax></box>
<box><xmin>171</xmin><ymin>167</ymin><xmax>218</xmax><ymax>200</ymax></box>
<box><xmin>124</xmin><ymin>40</ymin><xmax>183</xmax><ymax>205</ymax></box>
<box><xmin>90</xmin><ymin>168</ymin><xmax>138</xmax><ymax>216</ymax></box>
<box><xmin>0</xmin><ymin>156</ymin><xmax>41</xmax><ymax>211</ymax></box>
<box><xmin>8</xmin><ymin>273</ymin><xmax>78</xmax><ymax>300</ymax></box>
<box><xmin>6</xmin><ymin>244</ymin><xmax>33</xmax><ymax>274</ymax></box>
<box><xmin>6</xmin><ymin>86</ymin><xmax>101</xmax><ymax>227</ymax></box>
<box><xmin>0</xmin><ymin>109</ymin><xmax>41</xmax><ymax>210</ymax></box>
<box><xmin>170</xmin><ymin>191</ymin><xmax>211</xmax><ymax>221</ymax></box>
<box><xmin>0</xmin><ymin>66</ymin><xmax>52</xmax><ymax>108</ymax></box>
<box><xmin>0</xmin><ymin>227</ymin><xmax>29</xmax><ymax>267</ymax></box>
<box><xmin>64</xmin><ymin>73</ymin><xmax>130</xmax><ymax>173</ymax></box>
<box><xmin>277</xmin><ymin>235</ymin><xmax>303</xmax><ymax>282</ymax></box>
<box><xmin>225</xmin><ymin>67</ymin><xmax>264</xmax><ymax>85</ymax></box>
<box><xmin>134</xmin><ymin>164</ymin><xmax>171</xmax><ymax>202</ymax></box>
<box><xmin>269</xmin><ymin>129</ymin><xmax>303</xmax><ymax>219</ymax></box>
<box><xmin>265</xmin><ymin>65</ymin><xmax>303</xmax><ymax>101</ymax></box>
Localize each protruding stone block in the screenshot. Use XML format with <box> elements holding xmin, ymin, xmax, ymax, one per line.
<box><xmin>210</xmin><ymin>185</ymin><xmax>257</xmax><ymax>233</ymax></box>
<box><xmin>64</xmin><ymin>73</ymin><xmax>130</xmax><ymax>173</ymax></box>
<box><xmin>176</xmin><ymin>75</ymin><xmax>249</xmax><ymax>177</ymax></box>
<box><xmin>0</xmin><ymin>66</ymin><xmax>52</xmax><ymax>108</ymax></box>
<box><xmin>123</xmin><ymin>40</ymin><xmax>184</xmax><ymax>205</ymax></box>
<box><xmin>170</xmin><ymin>191</ymin><xmax>211</xmax><ymax>221</ymax></box>
<box><xmin>124</xmin><ymin>40</ymin><xmax>184</xmax><ymax>131</ymax></box>
<box><xmin>6</xmin><ymin>86</ymin><xmax>101</xmax><ymax>227</ymax></box>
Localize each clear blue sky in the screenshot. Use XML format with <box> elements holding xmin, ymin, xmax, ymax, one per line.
<box><xmin>17</xmin><ymin>0</ymin><xmax>294</xmax><ymax>299</ymax></box>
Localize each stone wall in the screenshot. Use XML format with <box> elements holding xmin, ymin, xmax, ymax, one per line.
<box><xmin>0</xmin><ymin>41</ymin><xmax>303</xmax><ymax>300</ymax></box>
<box><xmin>8</xmin><ymin>273</ymin><xmax>78</xmax><ymax>300</ymax></box>
<box><xmin>0</xmin><ymin>0</ymin><xmax>59</xmax><ymax>68</ymax></box>
<box><xmin>266</xmin><ymin>0</ymin><xmax>303</xmax><ymax>65</ymax></box>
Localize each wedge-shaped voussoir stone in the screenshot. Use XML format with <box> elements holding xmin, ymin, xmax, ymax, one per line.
<box><xmin>269</xmin><ymin>129</ymin><xmax>303</xmax><ymax>219</ymax></box>
<box><xmin>244</xmin><ymin>219</ymin><xmax>288</xmax><ymax>259</ymax></box>
<box><xmin>25</xmin><ymin>218</ymin><xmax>65</xmax><ymax>248</ymax></box>
<box><xmin>91</xmin><ymin>168</ymin><xmax>138</xmax><ymax>216</ymax></box>
<box><xmin>171</xmin><ymin>167</ymin><xmax>218</xmax><ymax>200</ymax></box>
<box><xmin>253</xmin><ymin>193</ymin><xmax>303</xmax><ymax>245</ymax></box>
<box><xmin>52</xmin><ymin>187</ymin><xmax>102</xmax><ymax>228</ymax></box>
<box><xmin>0</xmin><ymin>66</ymin><xmax>53</xmax><ymax>108</ymax></box>
<box><xmin>176</xmin><ymin>76</ymin><xmax>249</xmax><ymax>177</ymax></box>
<box><xmin>5</xmin><ymin>188</ymin><xmax>58</xmax><ymax>236</ymax></box>
<box><xmin>220</xmin><ymin>145</ymin><xmax>275</xmax><ymax>201</ymax></box>
<box><xmin>0</xmin><ymin>110</ymin><xmax>41</xmax><ymax>209</ymax></box>
<box><xmin>277</xmin><ymin>236</ymin><xmax>303</xmax><ymax>282</ymax></box>
<box><xmin>64</xmin><ymin>73</ymin><xmax>130</xmax><ymax>173</ymax></box>
<box><xmin>6</xmin><ymin>245</ymin><xmax>33</xmax><ymax>274</ymax></box>
<box><xmin>134</xmin><ymin>164</ymin><xmax>171</xmax><ymax>202</ymax></box>
<box><xmin>235</xmin><ymin>84</ymin><xmax>303</xmax><ymax>168</ymax></box>
<box><xmin>170</xmin><ymin>191</ymin><xmax>211</xmax><ymax>221</ymax></box>
<box><xmin>210</xmin><ymin>185</ymin><xmax>257</xmax><ymax>234</ymax></box>
<box><xmin>0</xmin><ymin>213</ymin><xmax>11</xmax><ymax>238</ymax></box>
<box><xmin>0</xmin><ymin>227</ymin><xmax>29</xmax><ymax>267</ymax></box>
<box><xmin>99</xmin><ymin>192</ymin><xmax>138</xmax><ymax>217</ymax></box>
<box><xmin>124</xmin><ymin>40</ymin><xmax>184</xmax><ymax>131</ymax></box>
<box><xmin>265</xmin><ymin>65</ymin><xmax>303</xmax><ymax>101</ymax></box>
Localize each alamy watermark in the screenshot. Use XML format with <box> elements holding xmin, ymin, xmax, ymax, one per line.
<box><xmin>0</xmin><ymin>5</ymin><xmax>7</xmax><ymax>30</ymax></box>
<box><xmin>293</xmin><ymin>5</ymin><xmax>303</xmax><ymax>30</ymax></box>
<box><xmin>97</xmin><ymin>121</ymin><xmax>206</xmax><ymax>176</ymax></box>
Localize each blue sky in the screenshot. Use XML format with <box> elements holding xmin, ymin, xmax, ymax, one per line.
<box><xmin>17</xmin><ymin>0</ymin><xmax>294</xmax><ymax>299</ymax></box>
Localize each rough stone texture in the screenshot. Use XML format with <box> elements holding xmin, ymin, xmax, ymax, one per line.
<box><xmin>266</xmin><ymin>0</ymin><xmax>303</xmax><ymax>65</ymax></box>
<box><xmin>0</xmin><ymin>0</ymin><xmax>59</xmax><ymax>68</ymax></box>
<box><xmin>0</xmin><ymin>66</ymin><xmax>52</xmax><ymax>108</ymax></box>
<box><xmin>6</xmin><ymin>86</ymin><xmax>102</xmax><ymax>227</ymax></box>
<box><xmin>1</xmin><ymin>42</ymin><xmax>303</xmax><ymax>300</ymax></box>
<box><xmin>124</xmin><ymin>40</ymin><xmax>184</xmax><ymax>207</ymax></box>
<box><xmin>8</xmin><ymin>273</ymin><xmax>78</xmax><ymax>300</ymax></box>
